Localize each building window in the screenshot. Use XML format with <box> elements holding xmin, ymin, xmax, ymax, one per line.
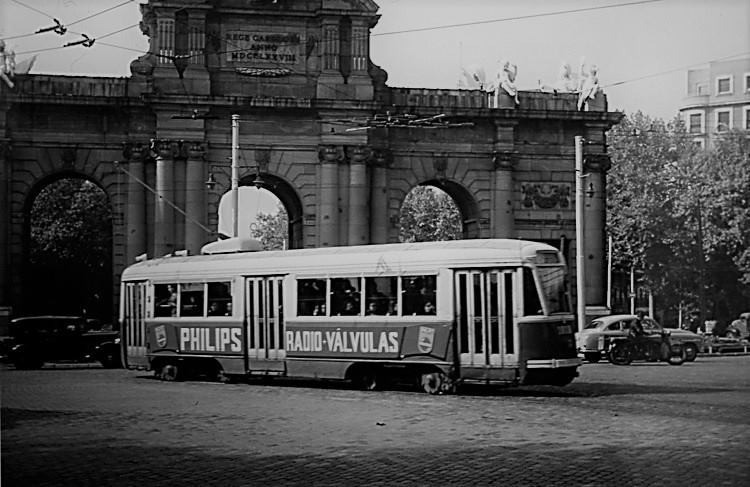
<box><xmin>157</xmin><ymin>19</ymin><xmax>175</xmax><ymax>65</ymax></box>
<box><xmin>743</xmin><ymin>106</ymin><xmax>750</xmax><ymax>130</ymax></box>
<box><xmin>715</xmin><ymin>109</ymin><xmax>732</xmax><ymax>132</ymax></box>
<box><xmin>322</xmin><ymin>25</ymin><xmax>339</xmax><ymax>71</ymax></box>
<box><xmin>745</xmin><ymin>73</ymin><xmax>750</xmax><ymax>93</ymax></box>
<box><xmin>716</xmin><ymin>75</ymin><xmax>733</xmax><ymax>95</ymax></box>
<box><xmin>686</xmin><ymin>110</ymin><xmax>704</xmax><ymax>134</ymax></box>
<box><xmin>351</xmin><ymin>26</ymin><xmax>367</xmax><ymax>72</ymax></box>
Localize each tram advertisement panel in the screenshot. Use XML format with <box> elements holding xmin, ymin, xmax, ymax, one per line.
<box><xmin>148</xmin><ymin>322</ymin><xmax>243</xmax><ymax>355</ymax></box>
<box><xmin>285</xmin><ymin>323</ymin><xmax>453</xmax><ymax>360</ymax></box>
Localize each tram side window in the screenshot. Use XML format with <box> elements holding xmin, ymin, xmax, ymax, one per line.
<box><xmin>207</xmin><ymin>282</ymin><xmax>232</xmax><ymax>316</ymax></box>
<box><xmin>522</xmin><ymin>268</ymin><xmax>543</xmax><ymax>316</ymax></box>
<box><xmin>154</xmin><ymin>284</ymin><xmax>177</xmax><ymax>317</ymax></box>
<box><xmin>298</xmin><ymin>279</ymin><xmax>326</xmax><ymax>316</ymax></box>
<box><xmin>402</xmin><ymin>275</ymin><xmax>437</xmax><ymax>315</ymax></box>
<box><xmin>365</xmin><ymin>277</ymin><xmax>397</xmax><ymax>315</ymax></box>
<box><xmin>180</xmin><ymin>283</ymin><xmax>204</xmax><ymax>317</ymax></box>
<box><xmin>331</xmin><ymin>277</ymin><xmax>361</xmax><ymax>316</ymax></box>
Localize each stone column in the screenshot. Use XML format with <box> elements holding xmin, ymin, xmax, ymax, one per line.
<box><xmin>185</xmin><ymin>142</ymin><xmax>206</xmax><ymax>254</ymax></box>
<box><xmin>583</xmin><ymin>154</ymin><xmax>611</xmax><ymax>307</ymax></box>
<box><xmin>0</xmin><ymin>140</ymin><xmax>10</xmax><ymax>310</ymax></box>
<box><xmin>318</xmin><ymin>145</ymin><xmax>340</xmax><ymax>247</ymax></box>
<box><xmin>347</xmin><ymin>146</ymin><xmax>370</xmax><ymax>246</ymax></box>
<box><xmin>173</xmin><ymin>141</ymin><xmax>187</xmax><ymax>252</ymax></box>
<box><xmin>369</xmin><ymin>149</ymin><xmax>391</xmax><ymax>244</ymax></box>
<box><xmin>153</xmin><ymin>140</ymin><xmax>174</xmax><ymax>256</ymax></box>
<box><xmin>493</xmin><ymin>151</ymin><xmax>516</xmax><ymax>238</ymax></box>
<box><xmin>338</xmin><ymin>157</ymin><xmax>350</xmax><ymax>246</ymax></box>
<box><xmin>125</xmin><ymin>143</ymin><xmax>147</xmax><ymax>264</ymax></box>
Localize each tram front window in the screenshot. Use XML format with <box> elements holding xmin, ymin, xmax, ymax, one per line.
<box><xmin>536</xmin><ymin>266</ymin><xmax>570</xmax><ymax>313</ymax></box>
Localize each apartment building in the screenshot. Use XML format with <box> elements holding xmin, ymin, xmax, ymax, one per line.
<box><xmin>679</xmin><ymin>57</ymin><xmax>750</xmax><ymax>148</ymax></box>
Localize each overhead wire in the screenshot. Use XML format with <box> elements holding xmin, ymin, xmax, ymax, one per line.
<box><xmin>67</xmin><ymin>0</ymin><xmax>135</xmax><ymax>28</ymax></box>
<box><xmin>9</xmin><ymin>0</ymin><xmax>52</xmax><ymax>19</ymax></box>
<box><xmin>4</xmin><ymin>0</ymin><xmax>135</xmax><ymax>42</ymax></box>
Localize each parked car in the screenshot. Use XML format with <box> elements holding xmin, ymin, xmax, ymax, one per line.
<box><xmin>6</xmin><ymin>316</ymin><xmax>121</xmax><ymax>369</ymax></box>
<box><xmin>576</xmin><ymin>314</ymin><xmax>703</xmax><ymax>363</ymax></box>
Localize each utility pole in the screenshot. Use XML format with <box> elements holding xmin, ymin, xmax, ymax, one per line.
<box><xmin>231</xmin><ymin>114</ymin><xmax>240</xmax><ymax>238</ymax></box>
<box><xmin>575</xmin><ymin>136</ymin><xmax>586</xmax><ymax>331</ymax></box>
<box><xmin>696</xmin><ymin>196</ymin><xmax>706</xmax><ymax>328</ymax></box>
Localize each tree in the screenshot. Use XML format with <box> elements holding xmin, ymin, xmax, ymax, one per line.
<box><xmin>607</xmin><ymin>112</ymin><xmax>750</xmax><ymax>324</ymax></box>
<box><xmin>399</xmin><ymin>185</ymin><xmax>462</xmax><ymax>242</ymax></box>
<box><xmin>29</xmin><ymin>178</ymin><xmax>112</xmax><ymax>318</ymax></box>
<box><xmin>250</xmin><ymin>204</ymin><xmax>288</xmax><ymax>250</ymax></box>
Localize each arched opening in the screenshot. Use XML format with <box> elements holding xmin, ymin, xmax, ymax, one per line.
<box><xmin>23</xmin><ymin>176</ymin><xmax>113</xmax><ymax>320</ymax></box>
<box><xmin>216</xmin><ymin>174</ymin><xmax>303</xmax><ymax>249</ymax></box>
<box><xmin>399</xmin><ymin>181</ymin><xmax>477</xmax><ymax>242</ymax></box>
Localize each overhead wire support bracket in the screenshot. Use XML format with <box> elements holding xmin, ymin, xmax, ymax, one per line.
<box><xmin>35</xmin><ymin>18</ymin><xmax>67</xmax><ymax>35</ymax></box>
<box><xmin>64</xmin><ymin>34</ymin><xmax>95</xmax><ymax>48</ymax></box>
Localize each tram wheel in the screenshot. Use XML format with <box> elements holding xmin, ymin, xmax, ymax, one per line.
<box><xmin>420</xmin><ymin>371</ymin><xmax>450</xmax><ymax>395</ymax></box>
<box><xmin>160</xmin><ymin>364</ymin><xmax>181</xmax><ymax>381</ymax></box>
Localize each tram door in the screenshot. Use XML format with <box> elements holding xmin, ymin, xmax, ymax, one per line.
<box><xmin>123</xmin><ymin>281</ymin><xmax>148</xmax><ymax>369</ymax></box>
<box><xmin>245</xmin><ymin>276</ymin><xmax>286</xmax><ymax>372</ymax></box>
<box><xmin>455</xmin><ymin>270</ymin><xmax>518</xmax><ymax>368</ymax></box>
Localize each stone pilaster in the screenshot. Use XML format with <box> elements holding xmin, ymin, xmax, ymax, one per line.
<box><xmin>347</xmin><ymin>146</ymin><xmax>370</xmax><ymax>246</ymax></box>
<box><xmin>124</xmin><ymin>143</ymin><xmax>147</xmax><ymax>264</ymax></box>
<box><xmin>173</xmin><ymin>141</ymin><xmax>187</xmax><ymax>252</ymax></box>
<box><xmin>152</xmin><ymin>139</ymin><xmax>175</xmax><ymax>256</ymax></box>
<box><xmin>318</xmin><ymin>145</ymin><xmax>341</xmax><ymax>247</ymax></box>
<box><xmin>185</xmin><ymin>142</ymin><xmax>206</xmax><ymax>254</ymax></box>
<box><xmin>583</xmin><ymin>153</ymin><xmax>611</xmax><ymax>307</ymax></box>
<box><xmin>492</xmin><ymin>150</ymin><xmax>516</xmax><ymax>238</ymax></box>
<box><xmin>492</xmin><ymin>120</ymin><xmax>517</xmax><ymax>239</ymax></box>
<box><xmin>369</xmin><ymin>149</ymin><xmax>391</xmax><ymax>244</ymax></box>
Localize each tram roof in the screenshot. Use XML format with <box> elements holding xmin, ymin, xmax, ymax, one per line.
<box><xmin>121</xmin><ymin>238</ymin><xmax>561</xmax><ymax>281</ymax></box>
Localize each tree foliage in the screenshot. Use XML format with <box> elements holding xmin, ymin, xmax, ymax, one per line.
<box><xmin>29</xmin><ymin>178</ymin><xmax>112</xmax><ymax>318</ymax></box>
<box><xmin>250</xmin><ymin>185</ymin><xmax>463</xmax><ymax>249</ymax></box>
<box><xmin>607</xmin><ymin>112</ymin><xmax>750</xmax><ymax>323</ymax></box>
<box><xmin>250</xmin><ymin>204</ymin><xmax>288</xmax><ymax>250</ymax></box>
<box><xmin>399</xmin><ymin>185</ymin><xmax>462</xmax><ymax>242</ymax></box>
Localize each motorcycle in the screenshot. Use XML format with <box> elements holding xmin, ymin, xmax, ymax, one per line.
<box><xmin>607</xmin><ymin>330</ymin><xmax>685</xmax><ymax>366</ymax></box>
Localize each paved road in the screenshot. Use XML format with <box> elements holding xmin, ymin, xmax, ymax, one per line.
<box><xmin>2</xmin><ymin>357</ymin><xmax>750</xmax><ymax>486</ymax></box>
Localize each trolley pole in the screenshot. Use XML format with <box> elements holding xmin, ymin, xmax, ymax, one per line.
<box><xmin>231</xmin><ymin>114</ymin><xmax>240</xmax><ymax>238</ymax></box>
<box><xmin>575</xmin><ymin>136</ymin><xmax>586</xmax><ymax>332</ymax></box>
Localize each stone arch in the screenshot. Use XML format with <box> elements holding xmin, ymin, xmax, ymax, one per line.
<box><xmin>419</xmin><ymin>179</ymin><xmax>481</xmax><ymax>239</ymax></box>
<box><xmin>20</xmin><ymin>170</ymin><xmax>114</xmax><ymax>319</ymax></box>
<box><xmin>237</xmin><ymin>173</ymin><xmax>304</xmax><ymax>250</ymax></box>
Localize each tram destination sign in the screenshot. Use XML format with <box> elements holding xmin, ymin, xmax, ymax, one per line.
<box><xmin>226</xmin><ymin>31</ymin><xmax>300</xmax><ymax>64</ymax></box>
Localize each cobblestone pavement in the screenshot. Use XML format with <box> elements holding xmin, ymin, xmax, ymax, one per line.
<box><xmin>2</xmin><ymin>356</ymin><xmax>750</xmax><ymax>486</ymax></box>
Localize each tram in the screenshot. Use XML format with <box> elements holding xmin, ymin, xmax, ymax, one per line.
<box><xmin>120</xmin><ymin>238</ymin><xmax>580</xmax><ymax>393</ymax></box>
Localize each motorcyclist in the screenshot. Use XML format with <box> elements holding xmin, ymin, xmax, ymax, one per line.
<box><xmin>628</xmin><ymin>311</ymin><xmax>648</xmax><ymax>354</ymax></box>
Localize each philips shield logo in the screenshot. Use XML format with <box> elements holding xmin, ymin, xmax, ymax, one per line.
<box><xmin>417</xmin><ymin>326</ymin><xmax>435</xmax><ymax>354</ymax></box>
<box><xmin>155</xmin><ymin>325</ymin><xmax>167</xmax><ymax>348</ymax></box>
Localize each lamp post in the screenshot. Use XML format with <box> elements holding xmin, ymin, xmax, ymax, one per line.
<box><xmin>231</xmin><ymin>114</ymin><xmax>240</xmax><ymax>238</ymax></box>
<box><xmin>575</xmin><ymin>136</ymin><xmax>586</xmax><ymax>332</ymax></box>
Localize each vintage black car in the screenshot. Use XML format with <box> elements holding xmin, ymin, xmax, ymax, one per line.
<box><xmin>6</xmin><ymin>316</ymin><xmax>121</xmax><ymax>369</ymax></box>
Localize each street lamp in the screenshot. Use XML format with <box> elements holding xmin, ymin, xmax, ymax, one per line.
<box><xmin>575</xmin><ymin>136</ymin><xmax>586</xmax><ymax>332</ymax></box>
